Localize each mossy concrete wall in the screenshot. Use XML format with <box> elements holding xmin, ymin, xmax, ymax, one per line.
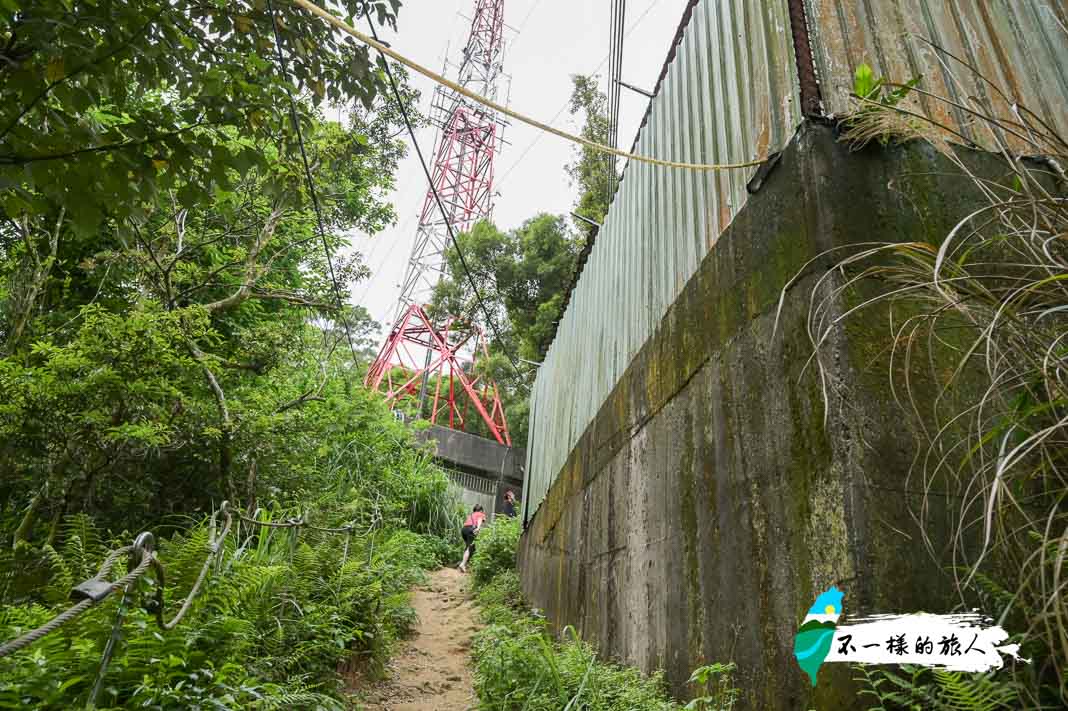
<box><xmin>517</xmin><ymin>122</ymin><xmax>1007</xmax><ymax>709</ymax></box>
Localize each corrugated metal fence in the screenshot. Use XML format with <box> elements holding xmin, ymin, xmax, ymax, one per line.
<box><xmin>808</xmin><ymin>0</ymin><xmax>1068</xmax><ymax>147</ymax></box>
<box><xmin>522</xmin><ymin>0</ymin><xmax>802</xmax><ymax>520</ymax></box>
<box><xmin>523</xmin><ymin>0</ymin><xmax>1068</xmax><ymax>523</ymax></box>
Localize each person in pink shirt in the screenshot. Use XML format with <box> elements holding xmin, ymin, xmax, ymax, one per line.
<box><xmin>458</xmin><ymin>504</ymin><xmax>486</xmax><ymax>573</ymax></box>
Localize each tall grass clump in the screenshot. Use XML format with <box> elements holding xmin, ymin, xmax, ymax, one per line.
<box><xmin>791</xmin><ymin>45</ymin><xmax>1067</xmax><ymax>708</ymax></box>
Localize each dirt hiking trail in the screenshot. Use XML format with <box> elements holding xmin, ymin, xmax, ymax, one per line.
<box><xmin>354</xmin><ymin>567</ymin><xmax>480</xmax><ymax>710</ymax></box>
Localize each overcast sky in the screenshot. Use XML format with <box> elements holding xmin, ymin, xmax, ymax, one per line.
<box><xmin>347</xmin><ymin>0</ymin><xmax>691</xmax><ymax>333</ymax></box>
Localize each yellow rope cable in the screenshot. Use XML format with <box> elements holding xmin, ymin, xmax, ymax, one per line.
<box><xmin>290</xmin><ymin>0</ymin><xmax>768</xmax><ymax>172</ymax></box>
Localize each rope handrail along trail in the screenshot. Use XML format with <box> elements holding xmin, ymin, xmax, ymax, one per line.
<box><xmin>0</xmin><ymin>542</ymin><xmax>155</xmax><ymax>658</ymax></box>
<box><xmin>0</xmin><ymin>501</ymin><xmax>361</xmax><ymax>659</ymax></box>
<box><xmin>149</xmin><ymin>502</ymin><xmax>234</xmax><ymax>631</ymax></box>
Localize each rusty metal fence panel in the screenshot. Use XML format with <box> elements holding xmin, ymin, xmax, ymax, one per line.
<box><xmin>805</xmin><ymin>0</ymin><xmax>1068</xmax><ymax>150</ymax></box>
<box><xmin>523</xmin><ymin>0</ymin><xmax>803</xmax><ymax>522</ymax></box>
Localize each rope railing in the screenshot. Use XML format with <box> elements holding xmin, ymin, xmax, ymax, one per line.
<box><xmin>0</xmin><ymin>501</ymin><xmax>359</xmax><ymax>660</ymax></box>
<box><xmin>237</xmin><ymin>513</ymin><xmax>305</xmax><ymax>528</ymax></box>
<box><xmin>304</xmin><ymin>522</ymin><xmax>356</xmax><ymax>534</ymax></box>
<box><xmin>0</xmin><ymin>539</ymin><xmax>155</xmax><ymax>658</ymax></box>
<box><xmin>148</xmin><ymin>502</ymin><xmax>233</xmax><ymax>631</ymax></box>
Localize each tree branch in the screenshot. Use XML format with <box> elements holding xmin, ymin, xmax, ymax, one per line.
<box><xmin>0</xmin><ymin>122</ymin><xmax>213</xmax><ymax>165</ymax></box>
<box><xmin>249</xmin><ymin>289</ymin><xmax>334</xmax><ymax>309</ymax></box>
<box><xmin>275</xmin><ymin>393</ymin><xmax>326</xmax><ymax>413</ymax></box>
<box><xmin>202</xmin><ymin>204</ymin><xmax>285</xmax><ymax>313</ymax></box>
<box><xmin>0</xmin><ymin>8</ymin><xmax>165</xmax><ymax>142</ymax></box>
<box><xmin>5</xmin><ymin>208</ymin><xmax>63</xmax><ymax>354</ymax></box>
<box><xmin>189</xmin><ymin>342</ymin><xmax>235</xmax><ymax>499</ymax></box>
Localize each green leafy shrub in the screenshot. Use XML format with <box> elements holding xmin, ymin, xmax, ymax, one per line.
<box><xmin>469</xmin><ymin>515</ymin><xmax>521</xmax><ymax>585</ymax></box>
<box><xmin>685</xmin><ymin>662</ymin><xmax>738</xmax><ymax>710</ymax></box>
<box><xmin>476</xmin><ymin>568</ymin><xmax>523</xmax><ymax>625</ymax></box>
<box><xmin>0</xmin><ymin>500</ymin><xmax>456</xmax><ymax>708</ymax></box>
<box><xmin>466</xmin><ymin>521</ymin><xmax>732</xmax><ymax>711</ymax></box>
<box><xmin>372</xmin><ymin>528</ymin><xmax>463</xmax><ymax>573</ymax></box>
<box><xmin>466</xmin><ymin>519</ymin><xmax>686</xmax><ymax>711</ymax></box>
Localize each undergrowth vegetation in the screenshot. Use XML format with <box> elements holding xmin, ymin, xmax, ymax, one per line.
<box><xmin>0</xmin><ymin>451</ymin><xmax>463</xmax><ymax>709</ymax></box>
<box><xmin>469</xmin><ymin>513</ymin><xmax>521</xmax><ymax>586</ymax></box>
<box><xmin>468</xmin><ymin>517</ymin><xmax>738</xmax><ymax>711</ymax></box>
<box><xmin>797</xmin><ymin>54</ymin><xmax>1068</xmax><ymax>709</ymax></box>
<box><xmin>0</xmin><ymin>1</ymin><xmax>479</xmax><ymax>707</ymax></box>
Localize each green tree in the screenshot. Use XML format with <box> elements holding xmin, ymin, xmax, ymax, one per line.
<box><xmin>0</xmin><ymin>0</ymin><xmax>400</xmax><ymax>237</ymax></box>
<box><xmin>0</xmin><ymin>4</ymin><xmax>478</xmax><ymax>707</ymax></box>
<box><xmin>567</xmin><ymin>74</ymin><xmax>617</xmax><ymax>229</ymax></box>
<box><xmin>0</xmin><ymin>0</ymin><xmax>421</xmax><ymax>535</ymax></box>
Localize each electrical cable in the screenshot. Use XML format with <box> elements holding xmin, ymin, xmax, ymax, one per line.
<box><xmin>614</xmin><ymin>0</ymin><xmax>626</xmax><ymax>145</ymax></box>
<box><xmin>512</xmin><ymin>0</ymin><xmax>545</xmax><ymax>47</ymax></box>
<box><xmin>266</xmin><ymin>0</ymin><xmax>361</xmax><ymax>364</ymax></box>
<box><xmin>608</xmin><ymin>0</ymin><xmax>625</xmax><ymax>153</ymax></box>
<box><xmin>354</xmin><ymin>173</ymin><xmax>423</xmax><ymax>307</ymax></box>
<box><xmin>607</xmin><ymin>0</ymin><xmax>617</xmax><ymax>151</ymax></box>
<box><xmin>360</xmin><ymin>12</ymin><xmax>525</xmax><ymax>378</ymax></box>
<box><xmin>291</xmin><ymin>0</ymin><xmax>767</xmax><ymax>172</ymax></box>
<box><xmin>606</xmin><ymin>0</ymin><xmax>626</xmax><ymax>201</ymax></box>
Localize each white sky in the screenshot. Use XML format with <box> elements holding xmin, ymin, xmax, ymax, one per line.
<box><xmin>347</xmin><ymin>0</ymin><xmax>691</xmax><ymax>332</ymax></box>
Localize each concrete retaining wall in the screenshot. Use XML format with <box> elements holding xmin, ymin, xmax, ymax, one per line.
<box><xmin>518</xmin><ymin>123</ymin><xmax>1010</xmax><ymax>709</ymax></box>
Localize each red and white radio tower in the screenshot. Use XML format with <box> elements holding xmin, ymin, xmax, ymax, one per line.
<box><xmin>365</xmin><ymin>0</ymin><xmax>512</xmax><ymax>446</ymax></box>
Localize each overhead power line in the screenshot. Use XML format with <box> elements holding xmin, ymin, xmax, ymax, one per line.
<box><xmin>606</xmin><ymin>0</ymin><xmax>626</xmax><ymax>203</ymax></box>
<box><xmin>266</xmin><ymin>0</ymin><xmax>361</xmax><ymax>363</ymax></box>
<box><xmin>607</xmin><ymin>0</ymin><xmax>625</xmax><ymax>153</ymax></box>
<box><xmin>495</xmin><ymin>0</ymin><xmax>666</xmax><ymax>189</ymax></box>
<box><xmin>291</xmin><ymin>0</ymin><xmax>768</xmax><ymax>172</ymax></box>
<box><xmin>513</xmin><ymin>0</ymin><xmax>546</xmax><ymax>44</ymax></box>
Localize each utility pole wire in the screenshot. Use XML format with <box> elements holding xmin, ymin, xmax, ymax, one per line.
<box><xmin>266</xmin><ymin>0</ymin><xmax>362</xmax><ymax>365</ymax></box>
<box><xmin>495</xmin><ymin>0</ymin><xmax>665</xmax><ymax>190</ymax></box>
<box><xmin>290</xmin><ymin>0</ymin><xmax>768</xmax><ymax>172</ymax></box>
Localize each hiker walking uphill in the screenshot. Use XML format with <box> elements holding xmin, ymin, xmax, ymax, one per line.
<box><xmin>458</xmin><ymin>504</ymin><xmax>485</xmax><ymax>573</ymax></box>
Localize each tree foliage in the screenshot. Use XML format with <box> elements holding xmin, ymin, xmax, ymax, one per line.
<box><xmin>0</xmin><ymin>3</ymin><xmax>476</xmax><ymax>706</ymax></box>
<box><xmin>567</xmin><ymin>74</ymin><xmax>617</xmax><ymax>229</ymax></box>
<box><xmin>0</xmin><ymin>0</ymin><xmax>424</xmax><ymax>535</ymax></box>
<box><xmin>0</xmin><ymin>0</ymin><xmax>400</xmax><ymax>234</ymax></box>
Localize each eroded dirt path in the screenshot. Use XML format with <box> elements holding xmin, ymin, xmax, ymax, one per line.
<box><xmin>353</xmin><ymin>567</ymin><xmax>480</xmax><ymax>710</ymax></box>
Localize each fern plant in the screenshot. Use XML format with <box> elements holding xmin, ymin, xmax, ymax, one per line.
<box><xmin>855</xmin><ymin>665</ymin><xmax>1023</xmax><ymax>711</ymax></box>
<box><xmin>0</xmin><ymin>503</ymin><xmax>452</xmax><ymax>709</ymax></box>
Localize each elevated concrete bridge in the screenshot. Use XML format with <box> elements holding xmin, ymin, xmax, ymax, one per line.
<box><xmin>414</xmin><ymin>424</ymin><xmax>523</xmax><ymax>517</ymax></box>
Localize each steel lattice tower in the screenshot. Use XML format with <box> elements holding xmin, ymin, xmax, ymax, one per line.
<box><xmin>366</xmin><ymin>0</ymin><xmax>511</xmax><ymax>446</ymax></box>
<box><xmin>394</xmin><ymin>0</ymin><xmax>505</xmax><ymax>315</ymax></box>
